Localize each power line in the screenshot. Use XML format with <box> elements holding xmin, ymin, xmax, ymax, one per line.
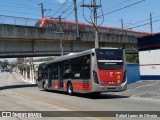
<box><xmin>128</xmin><ymin>19</ymin><xmax>160</xmax><ymax>29</ymax></box>
<box><xmin>98</xmin><ymin>0</ymin><xmax>146</xmax><ymax>17</ymax></box>
<box><xmin>64</xmin><ymin>1</ymin><xmax>82</xmax><ymax>18</ymax></box>
<box><xmin>81</xmin><ymin>0</ymin><xmax>102</xmax><ymax>48</ymax></box>
<box><xmin>124</xmin><ymin>14</ymin><xmax>160</xmax><ymax>28</ymax></box>
<box><xmin>52</xmin><ymin>0</ymin><xmax>70</xmax><ymax>17</ymax></box>
<box><xmin>25</xmin><ymin>0</ymin><xmax>62</xmax><ymax>5</ymax></box>
<box><xmin>60</xmin><ymin>2</ymin><xmax>74</xmax><ymax>17</ymax></box>
<box><xmin>98</xmin><ymin>0</ymin><xmax>132</xmax><ymax>14</ymax></box>
<box><xmin>124</xmin><ymin>18</ymin><xmax>150</xmax><ymax>28</ymax></box>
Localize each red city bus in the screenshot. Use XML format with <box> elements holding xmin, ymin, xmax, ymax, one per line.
<box><xmin>37</xmin><ymin>48</ymin><xmax>127</xmax><ymax>96</ymax></box>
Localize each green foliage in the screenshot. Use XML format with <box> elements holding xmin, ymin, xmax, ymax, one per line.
<box><xmin>0</xmin><ymin>60</ymin><xmax>9</xmax><ymax>68</ymax></box>
<box><xmin>126</xmin><ymin>54</ymin><xmax>139</xmax><ymax>63</ymax></box>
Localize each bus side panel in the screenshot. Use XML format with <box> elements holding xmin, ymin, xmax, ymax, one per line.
<box><xmin>52</xmin><ymin>80</ymin><xmax>59</xmax><ymax>89</ymax></box>
<box><xmin>72</xmin><ymin>81</ymin><xmax>91</xmax><ymax>92</ymax></box>
<box><xmin>52</xmin><ymin>80</ymin><xmax>67</xmax><ymax>90</ymax></box>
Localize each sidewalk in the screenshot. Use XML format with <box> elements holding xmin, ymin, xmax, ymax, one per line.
<box><xmin>14</xmin><ymin>72</ymin><xmax>36</xmax><ymax>84</ymax></box>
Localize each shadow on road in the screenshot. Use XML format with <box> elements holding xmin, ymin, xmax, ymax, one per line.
<box><xmin>76</xmin><ymin>93</ymin><xmax>129</xmax><ymax>99</ymax></box>
<box><xmin>42</xmin><ymin>90</ymin><xmax>129</xmax><ymax>99</ymax></box>
<box><xmin>0</xmin><ymin>84</ymin><xmax>37</xmax><ymax>91</ymax></box>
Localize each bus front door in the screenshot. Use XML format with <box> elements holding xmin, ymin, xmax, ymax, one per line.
<box><xmin>58</xmin><ymin>63</ymin><xmax>64</xmax><ymax>89</ymax></box>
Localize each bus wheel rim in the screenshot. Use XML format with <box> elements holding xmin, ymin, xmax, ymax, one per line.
<box><xmin>43</xmin><ymin>83</ymin><xmax>46</xmax><ymax>90</ymax></box>
<box><xmin>68</xmin><ymin>85</ymin><xmax>72</xmax><ymax>93</ymax></box>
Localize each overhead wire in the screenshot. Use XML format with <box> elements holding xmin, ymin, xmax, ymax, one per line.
<box><xmin>60</xmin><ymin>2</ymin><xmax>74</xmax><ymax>17</ymax></box>
<box><xmin>98</xmin><ymin>0</ymin><xmax>132</xmax><ymax>14</ymax></box>
<box><xmin>82</xmin><ymin>0</ymin><xmax>93</xmax><ymax>25</ymax></box>
<box><xmin>52</xmin><ymin>0</ymin><xmax>70</xmax><ymax>18</ymax></box>
<box><xmin>125</xmin><ymin>14</ymin><xmax>160</xmax><ymax>28</ymax></box>
<box><xmin>97</xmin><ymin>0</ymin><xmax>104</xmax><ymax>27</ymax></box>
<box><xmin>98</xmin><ymin>0</ymin><xmax>146</xmax><ymax>17</ymax></box>
<box><xmin>64</xmin><ymin>1</ymin><xmax>82</xmax><ymax>19</ymax></box>
<box><xmin>128</xmin><ymin>19</ymin><xmax>160</xmax><ymax>29</ymax></box>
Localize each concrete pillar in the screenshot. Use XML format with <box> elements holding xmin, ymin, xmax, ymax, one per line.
<box><xmin>29</xmin><ymin>58</ymin><xmax>35</xmax><ymax>84</ymax></box>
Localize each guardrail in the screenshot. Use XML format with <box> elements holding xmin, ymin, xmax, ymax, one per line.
<box><xmin>0</xmin><ymin>15</ymin><xmax>38</xmax><ymax>26</ymax></box>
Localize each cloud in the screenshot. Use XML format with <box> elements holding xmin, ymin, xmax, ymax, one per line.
<box><xmin>55</xmin><ymin>0</ymin><xmax>67</xmax><ymax>4</ymax></box>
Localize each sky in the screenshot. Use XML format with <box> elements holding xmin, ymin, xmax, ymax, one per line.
<box><xmin>0</xmin><ymin>0</ymin><xmax>160</xmax><ymax>61</ymax></box>
<box><xmin>0</xmin><ymin>0</ymin><xmax>160</xmax><ymax>33</ymax></box>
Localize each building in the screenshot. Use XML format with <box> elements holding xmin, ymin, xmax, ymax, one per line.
<box><xmin>138</xmin><ymin>33</ymin><xmax>160</xmax><ymax>80</ymax></box>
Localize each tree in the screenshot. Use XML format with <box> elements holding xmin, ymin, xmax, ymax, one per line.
<box><xmin>1</xmin><ymin>60</ymin><xmax>9</xmax><ymax>69</ymax></box>
<box><xmin>126</xmin><ymin>54</ymin><xmax>139</xmax><ymax>63</ymax></box>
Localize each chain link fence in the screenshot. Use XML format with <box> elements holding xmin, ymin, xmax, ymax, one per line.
<box><xmin>0</xmin><ymin>15</ymin><xmax>38</xmax><ymax>27</ymax></box>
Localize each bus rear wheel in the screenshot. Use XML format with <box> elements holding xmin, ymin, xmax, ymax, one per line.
<box><xmin>43</xmin><ymin>82</ymin><xmax>47</xmax><ymax>91</ymax></box>
<box><xmin>67</xmin><ymin>83</ymin><xmax>73</xmax><ymax>96</ymax></box>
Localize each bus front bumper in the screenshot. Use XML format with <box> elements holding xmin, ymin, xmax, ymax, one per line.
<box><xmin>98</xmin><ymin>84</ymin><xmax>127</xmax><ymax>92</ymax></box>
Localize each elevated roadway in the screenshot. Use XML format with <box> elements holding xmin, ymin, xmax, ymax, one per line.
<box><xmin>0</xmin><ymin>24</ymin><xmax>148</xmax><ymax>57</ymax></box>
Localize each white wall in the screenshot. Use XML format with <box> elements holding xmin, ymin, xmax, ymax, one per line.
<box><xmin>139</xmin><ymin>49</ymin><xmax>160</xmax><ymax>76</ymax></box>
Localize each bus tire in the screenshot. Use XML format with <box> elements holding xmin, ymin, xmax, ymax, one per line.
<box><xmin>43</xmin><ymin>82</ymin><xmax>47</xmax><ymax>91</ymax></box>
<box><xmin>67</xmin><ymin>83</ymin><xmax>73</xmax><ymax>96</ymax></box>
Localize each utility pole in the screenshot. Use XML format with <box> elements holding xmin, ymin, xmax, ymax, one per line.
<box><xmin>150</xmin><ymin>13</ymin><xmax>153</xmax><ymax>34</ymax></box>
<box><xmin>38</xmin><ymin>3</ymin><xmax>46</xmax><ymax>18</ymax></box>
<box><xmin>81</xmin><ymin>0</ymin><xmax>101</xmax><ymax>48</ymax></box>
<box><xmin>121</xmin><ymin>19</ymin><xmax>124</xmax><ymax>29</ymax></box>
<box><xmin>58</xmin><ymin>16</ymin><xmax>64</xmax><ymax>56</ymax></box>
<box><xmin>73</xmin><ymin>0</ymin><xmax>80</xmax><ymax>40</ymax></box>
<box><xmin>93</xmin><ymin>0</ymin><xmax>99</xmax><ymax>48</ymax></box>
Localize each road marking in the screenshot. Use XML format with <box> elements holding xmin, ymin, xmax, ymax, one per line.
<box><xmin>11</xmin><ymin>90</ymin><xmax>116</xmax><ymax>120</ymax></box>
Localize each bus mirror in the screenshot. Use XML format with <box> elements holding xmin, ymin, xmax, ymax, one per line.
<box><xmin>92</xmin><ymin>52</ymin><xmax>95</xmax><ymax>56</ymax></box>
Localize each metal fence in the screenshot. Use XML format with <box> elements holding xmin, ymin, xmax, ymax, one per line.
<box><xmin>0</xmin><ymin>15</ymin><xmax>38</xmax><ymax>27</ymax></box>
<box><xmin>127</xmin><ymin>64</ymin><xmax>140</xmax><ymax>84</ymax></box>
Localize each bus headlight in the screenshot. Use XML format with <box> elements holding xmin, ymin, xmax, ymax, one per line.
<box><xmin>117</xmin><ymin>80</ymin><xmax>120</xmax><ymax>83</ymax></box>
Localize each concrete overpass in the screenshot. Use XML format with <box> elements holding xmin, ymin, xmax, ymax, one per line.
<box><xmin>0</xmin><ymin>24</ymin><xmax>148</xmax><ymax>57</ymax></box>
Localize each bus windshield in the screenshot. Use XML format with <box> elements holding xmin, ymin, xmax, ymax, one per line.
<box><xmin>96</xmin><ymin>49</ymin><xmax>124</xmax><ymax>70</ymax></box>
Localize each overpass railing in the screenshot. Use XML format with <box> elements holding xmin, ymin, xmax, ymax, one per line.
<box><xmin>0</xmin><ymin>15</ymin><xmax>38</xmax><ymax>27</ymax></box>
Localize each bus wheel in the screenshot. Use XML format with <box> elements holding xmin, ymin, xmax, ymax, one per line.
<box><xmin>43</xmin><ymin>82</ymin><xmax>47</xmax><ymax>91</ymax></box>
<box><xmin>67</xmin><ymin>83</ymin><xmax>73</xmax><ymax>95</ymax></box>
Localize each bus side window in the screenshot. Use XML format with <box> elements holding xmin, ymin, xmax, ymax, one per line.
<box><xmin>64</xmin><ymin>64</ymin><xmax>72</xmax><ymax>79</ymax></box>
<box><xmin>52</xmin><ymin>64</ymin><xmax>58</xmax><ymax>79</ymax></box>
<box><xmin>69</xmin><ymin>55</ymin><xmax>90</xmax><ymax>79</ymax></box>
<box><xmin>39</xmin><ymin>66</ymin><xmax>48</xmax><ymax>79</ymax></box>
<box><xmin>81</xmin><ymin>55</ymin><xmax>91</xmax><ymax>79</ymax></box>
<box><xmin>38</xmin><ymin>69</ymin><xmax>42</xmax><ymax>81</ymax></box>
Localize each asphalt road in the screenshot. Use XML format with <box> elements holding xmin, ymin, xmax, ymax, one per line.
<box><xmin>0</xmin><ymin>72</ymin><xmax>160</xmax><ymax>120</ymax></box>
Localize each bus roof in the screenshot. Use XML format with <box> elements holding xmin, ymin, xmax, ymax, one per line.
<box><xmin>46</xmin><ymin>49</ymin><xmax>94</xmax><ymax>65</ymax></box>
<box><xmin>43</xmin><ymin>48</ymin><xmax>123</xmax><ymax>65</ymax></box>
